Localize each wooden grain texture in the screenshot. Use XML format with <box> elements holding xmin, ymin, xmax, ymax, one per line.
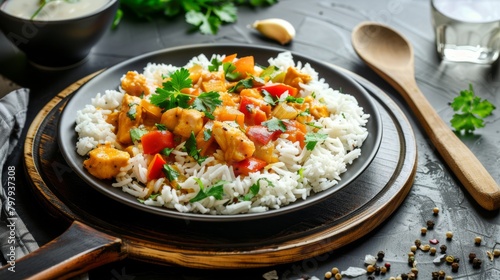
<box><xmin>14</xmin><ymin>70</ymin><xmax>416</xmax><ymax>277</ymax></box>
<box><xmin>352</xmin><ymin>22</ymin><xmax>500</xmax><ymax>211</ymax></box>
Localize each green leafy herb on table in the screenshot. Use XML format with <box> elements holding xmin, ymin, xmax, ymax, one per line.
<box><xmin>116</xmin><ymin>0</ymin><xmax>278</xmax><ymax>34</ymax></box>
<box><xmin>450</xmin><ymin>84</ymin><xmax>496</xmax><ymax>134</ymax></box>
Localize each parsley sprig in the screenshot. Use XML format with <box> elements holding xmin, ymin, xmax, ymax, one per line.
<box><xmin>117</xmin><ymin>0</ymin><xmax>278</xmax><ymax>34</ymax></box>
<box><xmin>150</xmin><ymin>68</ymin><xmax>222</xmax><ymax>117</ymax></box>
<box><xmin>450</xmin><ymin>84</ymin><xmax>496</xmax><ymax>134</ymax></box>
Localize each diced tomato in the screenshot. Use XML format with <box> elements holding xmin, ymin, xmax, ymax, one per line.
<box><xmin>147</xmin><ymin>153</ymin><xmax>166</xmax><ymax>181</ymax></box>
<box><xmin>233</xmin><ymin>157</ymin><xmax>267</xmax><ymax>177</ymax></box>
<box><xmin>284</xmin><ymin>120</ymin><xmax>307</xmax><ymax>148</ymax></box>
<box><xmin>246</xmin><ymin>125</ymin><xmax>282</xmax><ymax>145</ymax></box>
<box><xmin>260</xmin><ymin>83</ymin><xmax>298</xmax><ymax>97</ymax></box>
<box><xmin>141</xmin><ymin>130</ymin><xmax>175</xmax><ymax>155</ymax></box>
<box><xmin>239</xmin><ymin>96</ymin><xmax>271</xmax><ymax>126</ymax></box>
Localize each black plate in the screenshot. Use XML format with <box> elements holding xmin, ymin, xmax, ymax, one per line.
<box><xmin>58</xmin><ymin>44</ymin><xmax>382</xmax><ymax>221</ymax></box>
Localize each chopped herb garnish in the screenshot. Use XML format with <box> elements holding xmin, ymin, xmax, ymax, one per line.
<box><xmin>161</xmin><ymin>147</ymin><xmax>174</xmax><ymax>156</ymax></box>
<box><xmin>304</xmin><ymin>132</ymin><xmax>328</xmax><ymax>151</ymax></box>
<box><xmin>150</xmin><ymin>68</ymin><xmax>192</xmax><ymax>110</ymax></box>
<box><xmin>126</xmin><ymin>103</ymin><xmax>138</xmax><ymax>120</ymax></box>
<box><xmin>285</xmin><ymin>96</ymin><xmax>304</xmax><ymax>104</ymax></box>
<box><xmin>130</xmin><ymin>128</ymin><xmax>148</xmax><ymax>143</ymax></box>
<box><xmin>203</xmin><ymin>129</ymin><xmax>212</xmax><ymax>141</ymax></box>
<box><xmin>242</xmin><ymin>178</ymin><xmax>273</xmax><ymax>201</ymax></box>
<box><xmin>262</xmin><ymin>117</ymin><xmax>287</xmax><ymax>132</ymax></box>
<box><xmin>191</xmin><ymin>91</ymin><xmax>222</xmax><ymax>119</ymax></box>
<box><xmin>155</xmin><ymin>123</ymin><xmax>167</xmax><ymax>131</ymax></box>
<box><xmin>190</xmin><ymin>179</ymin><xmax>226</xmax><ymax>202</ymax></box>
<box><xmin>306</xmin><ymin>122</ymin><xmax>323</xmax><ymax>129</ymax></box>
<box><xmin>184</xmin><ymin>132</ymin><xmax>207</xmax><ymax>165</ymax></box>
<box><xmin>223</xmin><ymin>62</ymin><xmax>240</xmax><ymax>81</ymax></box>
<box><xmin>228</xmin><ymin>78</ymin><xmax>254</xmax><ymax>93</ymax></box>
<box><xmin>450</xmin><ymin>84</ymin><xmax>496</xmax><ymax>134</ymax></box>
<box><xmin>208</xmin><ymin>58</ymin><xmax>222</xmax><ymax>72</ymax></box>
<box><xmin>163</xmin><ymin>164</ymin><xmax>179</xmax><ymax>182</ymax></box>
<box><xmin>263</xmin><ymin>90</ymin><xmax>277</xmax><ymax>105</ymax></box>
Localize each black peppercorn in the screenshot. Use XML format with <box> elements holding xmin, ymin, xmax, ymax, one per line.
<box><xmin>427</xmin><ymin>220</ymin><xmax>435</xmax><ymax>229</ymax></box>
<box><xmin>432</xmin><ymin>271</ymin><xmax>439</xmax><ymax>280</ymax></box>
<box><xmin>472</xmin><ymin>258</ymin><xmax>482</xmax><ymax>269</ymax></box>
<box><xmin>451</xmin><ymin>262</ymin><xmax>459</xmax><ymax>272</ymax></box>
<box><xmin>469</xmin><ymin>252</ymin><xmax>477</xmax><ymax>262</ymax></box>
<box><xmin>367</xmin><ymin>276</ymin><xmax>375</xmax><ymax>280</ymax></box>
<box><xmin>401</xmin><ymin>273</ymin><xmax>408</xmax><ymax>280</ymax></box>
<box><xmin>377</xmin><ymin>250</ymin><xmax>385</xmax><ymax>261</ymax></box>
<box><xmin>440</xmin><ymin>244</ymin><xmax>447</xmax><ymax>253</ymax></box>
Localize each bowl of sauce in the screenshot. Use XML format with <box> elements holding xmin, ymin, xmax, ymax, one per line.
<box><xmin>0</xmin><ymin>0</ymin><xmax>118</xmax><ymax>69</ymax></box>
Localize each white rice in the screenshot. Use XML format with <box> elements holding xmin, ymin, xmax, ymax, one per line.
<box><xmin>74</xmin><ymin>52</ymin><xmax>370</xmax><ymax>215</ymax></box>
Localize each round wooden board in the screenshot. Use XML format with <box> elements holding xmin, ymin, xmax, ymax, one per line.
<box><xmin>24</xmin><ymin>70</ymin><xmax>417</xmax><ymax>269</ymax></box>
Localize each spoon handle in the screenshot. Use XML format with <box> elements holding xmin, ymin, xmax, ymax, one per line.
<box><xmin>390</xmin><ymin>75</ymin><xmax>500</xmax><ymax>211</ymax></box>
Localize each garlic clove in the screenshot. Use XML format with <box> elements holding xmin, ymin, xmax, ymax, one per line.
<box><xmin>252</xmin><ymin>18</ymin><xmax>296</xmax><ymax>45</ymax></box>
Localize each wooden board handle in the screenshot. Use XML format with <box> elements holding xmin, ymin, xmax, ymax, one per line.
<box><xmin>0</xmin><ymin>221</ymin><xmax>126</xmax><ymax>280</ymax></box>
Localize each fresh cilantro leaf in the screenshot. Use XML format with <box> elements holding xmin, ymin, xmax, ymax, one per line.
<box><xmin>262</xmin><ymin>90</ymin><xmax>277</xmax><ymax>105</ymax></box>
<box><xmin>190</xmin><ymin>179</ymin><xmax>226</xmax><ymax>202</ymax></box>
<box><xmin>213</xmin><ymin>3</ymin><xmax>237</xmax><ymax>23</ymax></box>
<box><xmin>450</xmin><ymin>84</ymin><xmax>496</xmax><ymax>134</ymax></box>
<box><xmin>155</xmin><ymin>123</ymin><xmax>167</xmax><ymax>131</ymax></box>
<box><xmin>208</xmin><ymin>58</ymin><xmax>222</xmax><ymax>72</ymax></box>
<box><xmin>203</xmin><ymin>129</ymin><xmax>212</xmax><ymax>141</ymax></box>
<box><xmin>228</xmin><ymin>78</ymin><xmax>254</xmax><ymax>93</ymax></box>
<box><xmin>242</xmin><ymin>178</ymin><xmax>273</xmax><ymax>201</ymax></box>
<box><xmin>304</xmin><ymin>132</ymin><xmax>328</xmax><ymax>151</ymax></box>
<box><xmin>126</xmin><ymin>103</ymin><xmax>138</xmax><ymax>120</ymax></box>
<box><xmin>185</xmin><ymin>131</ymin><xmax>207</xmax><ymax>165</ymax></box>
<box><xmin>150</xmin><ymin>68</ymin><xmax>192</xmax><ymax>110</ymax></box>
<box><xmin>130</xmin><ymin>128</ymin><xmax>148</xmax><ymax>143</ymax></box>
<box><xmin>223</xmin><ymin>62</ymin><xmax>241</xmax><ymax>81</ymax></box>
<box><xmin>161</xmin><ymin>147</ymin><xmax>174</xmax><ymax>156</ymax></box>
<box><xmin>191</xmin><ymin>91</ymin><xmax>222</xmax><ymax>119</ymax></box>
<box><xmin>163</xmin><ymin>164</ymin><xmax>179</xmax><ymax>182</ymax></box>
<box><xmin>306</xmin><ymin>122</ymin><xmax>322</xmax><ymax>129</ymax></box>
<box><xmin>262</xmin><ymin>117</ymin><xmax>287</xmax><ymax>132</ymax></box>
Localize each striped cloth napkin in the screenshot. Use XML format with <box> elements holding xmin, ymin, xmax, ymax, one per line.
<box><xmin>0</xmin><ymin>76</ymin><xmax>36</xmax><ymax>268</ymax></box>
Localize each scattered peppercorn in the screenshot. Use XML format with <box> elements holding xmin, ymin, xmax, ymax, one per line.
<box><xmin>408</xmin><ymin>255</ymin><xmax>415</xmax><ymax>266</ymax></box>
<box><xmin>472</xmin><ymin>257</ymin><xmax>482</xmax><ymax>269</ymax></box>
<box><xmin>432</xmin><ymin>271</ymin><xmax>439</xmax><ymax>280</ymax></box>
<box><xmin>421</xmin><ymin>227</ymin><xmax>428</xmax><ymax>235</ymax></box>
<box><xmin>438</xmin><ymin>270</ymin><xmax>446</xmax><ymax>278</ymax></box>
<box><xmin>367</xmin><ymin>276</ymin><xmax>375</xmax><ymax>280</ymax></box>
<box><xmin>433</xmin><ymin>207</ymin><xmax>440</xmax><ymax>215</ymax></box>
<box><xmin>451</xmin><ymin>262</ymin><xmax>459</xmax><ymax>272</ymax></box>
<box><xmin>445</xmin><ymin>276</ymin><xmax>453</xmax><ymax>280</ymax></box>
<box><xmin>384</xmin><ymin>262</ymin><xmax>391</xmax><ymax>270</ymax></box>
<box><xmin>474</xmin><ymin>236</ymin><xmax>482</xmax><ymax>245</ymax></box>
<box><xmin>440</xmin><ymin>245</ymin><xmax>447</xmax><ymax>253</ymax></box>
<box><xmin>401</xmin><ymin>273</ymin><xmax>408</xmax><ymax>280</ymax></box>
<box><xmin>377</xmin><ymin>250</ymin><xmax>385</xmax><ymax>261</ymax></box>
<box><xmin>446</xmin><ymin>231</ymin><xmax>453</xmax><ymax>240</ymax></box>
<box><xmin>414</xmin><ymin>239</ymin><xmax>422</xmax><ymax>247</ymax></box>
<box><xmin>331</xmin><ymin>267</ymin><xmax>339</xmax><ymax>275</ymax></box>
<box><xmin>324</xmin><ymin>271</ymin><xmax>332</xmax><ymax>279</ymax></box>
<box><xmin>430</xmin><ymin>247</ymin><xmax>437</xmax><ymax>255</ymax></box>
<box><xmin>366</xmin><ymin>264</ymin><xmax>375</xmax><ymax>273</ymax></box>
<box><xmin>380</xmin><ymin>266</ymin><xmax>387</xmax><ymax>274</ymax></box>
<box><xmin>427</xmin><ymin>220</ymin><xmax>435</xmax><ymax>229</ymax></box>
<box><xmin>334</xmin><ymin>273</ymin><xmax>342</xmax><ymax>280</ymax></box>
<box><xmin>468</xmin><ymin>253</ymin><xmax>477</xmax><ymax>262</ymax></box>
<box><xmin>410</xmin><ymin>245</ymin><xmax>417</xmax><ymax>252</ymax></box>
<box><xmin>445</xmin><ymin>255</ymin><xmax>455</xmax><ymax>264</ymax></box>
<box><xmin>494</xmin><ymin>249</ymin><xmax>500</xmax><ymax>258</ymax></box>
<box><xmin>410</xmin><ymin>267</ymin><xmax>418</xmax><ymax>276</ymax></box>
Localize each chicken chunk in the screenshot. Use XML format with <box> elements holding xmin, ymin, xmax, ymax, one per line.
<box><xmin>83</xmin><ymin>144</ymin><xmax>130</xmax><ymax>180</ymax></box>
<box><xmin>116</xmin><ymin>94</ymin><xmax>143</xmax><ymax>145</ymax></box>
<box><xmin>160</xmin><ymin>108</ymin><xmax>204</xmax><ymax>138</ymax></box>
<box><xmin>283</xmin><ymin>67</ymin><xmax>312</xmax><ymax>90</ymax></box>
<box><xmin>121</xmin><ymin>71</ymin><xmax>150</xmax><ymax>96</ymax></box>
<box><xmin>212</xmin><ymin>121</ymin><xmax>255</xmax><ymax>162</ymax></box>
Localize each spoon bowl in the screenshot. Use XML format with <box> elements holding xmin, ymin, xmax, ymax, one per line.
<box><xmin>352</xmin><ymin>21</ymin><xmax>500</xmax><ymax>211</ymax></box>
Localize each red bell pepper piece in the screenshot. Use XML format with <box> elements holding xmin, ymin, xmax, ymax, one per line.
<box><xmin>233</xmin><ymin>157</ymin><xmax>267</xmax><ymax>177</ymax></box>
<box><xmin>260</xmin><ymin>83</ymin><xmax>298</xmax><ymax>97</ymax></box>
<box><xmin>147</xmin><ymin>153</ymin><xmax>167</xmax><ymax>181</ymax></box>
<box><xmin>246</xmin><ymin>125</ymin><xmax>282</xmax><ymax>145</ymax></box>
<box><xmin>141</xmin><ymin>130</ymin><xmax>175</xmax><ymax>155</ymax></box>
<box><xmin>239</xmin><ymin>96</ymin><xmax>270</xmax><ymax>126</ymax></box>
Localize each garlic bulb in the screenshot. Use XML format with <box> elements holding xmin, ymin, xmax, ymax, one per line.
<box><xmin>252</xmin><ymin>18</ymin><xmax>296</xmax><ymax>45</ymax></box>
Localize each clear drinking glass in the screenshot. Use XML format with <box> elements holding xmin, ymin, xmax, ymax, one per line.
<box><xmin>431</xmin><ymin>0</ymin><xmax>500</xmax><ymax>64</ymax></box>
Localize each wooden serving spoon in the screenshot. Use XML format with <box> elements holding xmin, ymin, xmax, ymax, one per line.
<box><xmin>351</xmin><ymin>21</ymin><xmax>500</xmax><ymax>211</ymax></box>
